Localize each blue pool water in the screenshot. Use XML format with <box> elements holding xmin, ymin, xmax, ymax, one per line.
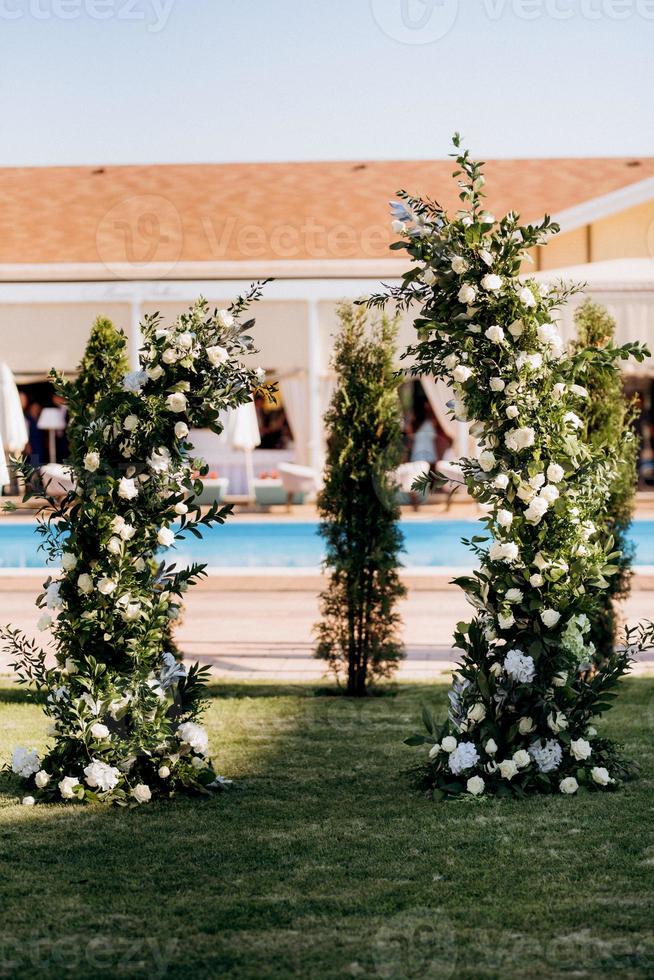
<box><xmin>0</xmin><ymin>520</ymin><xmax>653</xmax><ymax>570</ymax></box>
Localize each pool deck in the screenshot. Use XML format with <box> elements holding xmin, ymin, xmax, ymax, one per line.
<box><xmin>1</xmin><ymin>497</ymin><xmax>652</xmax><ymax>681</ymax></box>
<box><xmin>1</xmin><ymin>578</ymin><xmax>652</xmax><ymax>681</ymax></box>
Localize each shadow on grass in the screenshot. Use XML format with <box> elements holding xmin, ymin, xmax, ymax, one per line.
<box><xmin>0</xmin><ymin>678</ymin><xmax>652</xmax><ymax>978</ymax></box>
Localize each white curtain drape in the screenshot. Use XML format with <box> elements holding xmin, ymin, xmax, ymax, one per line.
<box><xmin>0</xmin><ymin>441</ymin><xmax>9</xmax><ymax>487</ymax></box>
<box><xmin>280</xmin><ymin>374</ymin><xmax>311</xmax><ymax>465</ymax></box>
<box><xmin>420</xmin><ymin>376</ymin><xmax>472</xmax><ymax>458</ymax></box>
<box><xmin>0</xmin><ymin>362</ymin><xmax>28</xmax><ymax>455</ymax></box>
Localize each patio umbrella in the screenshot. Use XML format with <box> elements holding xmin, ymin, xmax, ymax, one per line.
<box><xmin>229</xmin><ymin>401</ymin><xmax>261</xmax><ymax>499</ymax></box>
<box><xmin>0</xmin><ymin>362</ymin><xmax>28</xmax><ymax>457</ymax></box>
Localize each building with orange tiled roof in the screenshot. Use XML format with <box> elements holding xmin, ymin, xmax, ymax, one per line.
<box><xmin>1</xmin><ymin>157</ymin><xmax>653</xmax><ymax>476</ymax></box>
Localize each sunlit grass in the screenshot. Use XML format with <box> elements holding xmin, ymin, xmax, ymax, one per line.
<box><xmin>1</xmin><ymin>678</ymin><xmax>653</xmax><ymax>979</ymax></box>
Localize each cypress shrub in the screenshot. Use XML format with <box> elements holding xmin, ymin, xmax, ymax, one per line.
<box><xmin>315</xmin><ymin>303</ymin><xmax>406</xmax><ymax>695</ymax></box>
<box><xmin>573</xmin><ymin>299</ymin><xmax>638</xmax><ymax>659</ymax></box>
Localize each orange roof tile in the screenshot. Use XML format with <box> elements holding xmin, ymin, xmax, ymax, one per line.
<box><xmin>0</xmin><ymin>157</ymin><xmax>653</xmax><ymax>266</ymax></box>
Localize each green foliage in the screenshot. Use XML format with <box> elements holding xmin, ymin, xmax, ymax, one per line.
<box><xmin>371</xmin><ymin>136</ymin><xmax>653</xmax><ymax>798</ymax></box>
<box><xmin>2</xmin><ymin>287</ymin><xmax>270</xmax><ymax>805</ymax></box>
<box><xmin>68</xmin><ymin>316</ymin><xmax>129</xmax><ymax>457</ymax></box>
<box><xmin>573</xmin><ymin>299</ymin><xmax>638</xmax><ymax>658</ymax></box>
<box><xmin>315</xmin><ymin>304</ymin><xmax>406</xmax><ymax>695</ymax></box>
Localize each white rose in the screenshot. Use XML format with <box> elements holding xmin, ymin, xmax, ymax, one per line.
<box><xmin>479</xmin><ymin>248</ymin><xmax>493</xmax><ymax>266</ymax></box>
<box><xmin>147</xmin><ymin>364</ymin><xmax>164</xmax><ymax>381</ymax></box>
<box><xmin>564</xmin><ymin>411</ymin><xmax>583</xmax><ymax>429</ymax></box>
<box><xmin>441</xmin><ymin>736</ymin><xmax>457</xmax><ymax>753</ymax></box>
<box><xmin>84</xmin><ymin>452</ymin><xmax>100</xmax><ymax>473</ymax></box>
<box><xmin>107</xmin><ymin>536</ymin><xmax>122</xmax><ymax>555</ymax></box>
<box><xmin>518</xmin><ymin>285</ymin><xmax>537</xmax><ymax>308</ymax></box>
<box><xmin>485</xmin><ymin>325</ymin><xmax>504</xmax><ymax>343</ymax></box>
<box><xmin>570</xmin><ymin>384</ymin><xmax>588</xmax><ymax>397</ymax></box>
<box><xmin>489</xmin><ymin>377</ymin><xmax>505</xmax><ymax>392</ymax></box>
<box><xmin>498</xmin><ymin>611</ymin><xmax>515</xmax><ymax>630</ymax></box>
<box><xmin>481</xmin><ymin>274</ymin><xmax>502</xmax><ymax>292</ymax></box>
<box><xmin>467</xmin><ymin>776</ymin><xmax>485</xmax><ymax>796</ymax></box>
<box><xmin>496</xmin><ymin>509</ymin><xmax>513</xmax><ymax>528</ymax></box>
<box><xmin>158</xmin><ymin>765</ymin><xmax>171</xmax><ymax>779</ymax></box>
<box><xmin>591</xmin><ymin>766</ymin><xmax>611</xmax><ymax>786</ymax></box>
<box><xmin>121</xmin><ymin>602</ymin><xmax>142</xmax><ymax>623</ymax></box>
<box><xmin>118</xmin><ymin>477</ymin><xmax>139</xmax><ymax>501</ymax></box>
<box><xmin>444</xmin><ymin>354</ymin><xmax>458</xmax><ymax>370</ymax></box>
<box><xmin>533</xmin><ymin>552</ymin><xmax>549</xmax><ymax>571</ymax></box>
<box><xmin>547</xmin><ymin>463</ymin><xmax>564</xmax><ymax>483</ymax></box>
<box><xmin>494</xmin><ymin>474</ymin><xmax>509</xmax><ymax>490</ymax></box>
<box><xmin>541</xmin><ymin>609</ymin><xmax>561</xmax><ymax>628</ymax></box>
<box><xmin>123</xmin><ymin>414</ymin><xmax>139</xmax><ymax>431</ymax></box>
<box><xmin>177</xmin><ymin>331</ymin><xmax>194</xmax><ymax>349</ymax></box>
<box><xmin>570</xmin><ymin>738</ymin><xmax>592</xmax><ymax>761</ymax></box>
<box><xmin>529</xmin><ymin>573</ymin><xmax>544</xmax><ymax>587</ymax></box>
<box><xmin>428</xmin><ymin>743</ymin><xmax>440</xmax><ymax>759</ymax></box>
<box><xmin>216</xmin><ymin>309</ymin><xmax>234</xmax><ymax>328</ymax></box>
<box><xmin>552</xmin><ymin>382</ymin><xmax>566</xmax><ymax>400</ymax></box>
<box><xmin>485</xmin><ymin>738</ymin><xmax>498</xmax><ymax>756</ymax></box>
<box><xmin>97</xmin><ymin>578</ymin><xmax>117</xmax><ymax>596</ymax></box>
<box><xmin>422</xmin><ymin>267</ymin><xmax>436</xmax><ymax>285</ymax></box>
<box><xmin>508</xmin><ymin>318</ymin><xmax>524</xmax><ymax>338</ymax></box>
<box><xmin>175</xmin><ymin>422</ymin><xmax>189</xmax><ymax>439</ymax></box>
<box><xmin>489</xmin><ymin>661</ymin><xmax>502</xmax><ymax>677</ymax></box>
<box><xmin>90</xmin><ymin>723</ymin><xmax>110</xmax><ymax>740</ymax></box>
<box><xmin>498</xmin><ymin>759</ymin><xmax>518</xmax><ymax>781</ymax></box>
<box><xmin>506</xmin><ymin>406</ymin><xmax>519</xmax><ymax>420</ymax></box>
<box><xmin>77</xmin><ymin>573</ymin><xmax>93</xmax><ymax>595</ymax></box>
<box><xmin>529</xmin><ymin>473</ymin><xmax>545</xmax><ymax>489</ymax></box>
<box><xmin>478</xmin><ymin>450</ymin><xmax>496</xmax><ymax>473</ymax></box>
<box><xmin>504</xmin><ymin>427</ymin><xmax>535</xmax><ymax>452</ymax></box>
<box><xmin>157</xmin><ymin>526</ymin><xmax>175</xmax><ymax>548</ymax></box>
<box><xmin>166</xmin><ymin>392</ymin><xmax>187</xmax><ymax>413</ymax></box>
<box><xmin>22</xmin><ymin>796</ymin><xmax>36</xmax><ymax>806</ymax></box>
<box><xmin>206</xmin><ymin>345</ymin><xmax>229</xmax><ymax>368</ymax></box>
<box><xmin>59</xmin><ymin>775</ymin><xmax>81</xmax><ymax>799</ymax></box>
<box><xmin>35</xmin><ymin>770</ymin><xmax>51</xmax><ymax>789</ymax></box>
<box><xmin>505</xmin><ymin>588</ymin><xmax>523</xmax><ymax>603</ymax></box>
<box><xmin>548</xmin><ymin>711</ymin><xmax>568</xmax><ymax>733</ymax></box>
<box><xmin>132</xmin><ymin>783</ymin><xmax>152</xmax><ymax>804</ymax></box>
<box><xmin>453</xmin><ymin>365</ymin><xmax>472</xmax><ymax>383</ymax></box>
<box><xmin>518</xmin><ymin>717</ymin><xmax>534</xmax><ymax>734</ymax></box>
<box><xmin>524</xmin><ymin>497</ymin><xmax>549</xmax><ymax>525</ymax></box>
<box><xmin>513</xmin><ymin>750</ymin><xmax>530</xmax><ymax>769</ymax></box>
<box><xmin>61</xmin><ymin>552</ymin><xmax>77</xmax><ymax>571</ymax></box>
<box><xmin>177</xmin><ymin>721</ymin><xmax>209</xmax><ymax>754</ymax></box>
<box><xmin>457</xmin><ymin>284</ymin><xmax>476</xmax><ymax>305</ymax></box>
<box><xmin>540</xmin><ymin>484</ymin><xmax>559</xmax><ymax>504</ymax></box>
<box><xmin>162</xmin><ymin>348</ymin><xmax>179</xmax><ymax>364</ymax></box>
<box><xmin>191</xmin><ymin>756</ymin><xmax>206</xmax><ymax>770</ymax></box>
<box><xmin>37</xmin><ymin>612</ymin><xmax>53</xmax><ymax>631</ymax></box>
<box><xmin>451</xmin><ymin>256</ymin><xmax>468</xmax><ymax>275</ymax></box>
<box><xmin>467</xmin><ymin>703</ymin><xmax>486</xmax><ymax>723</ymax></box>
<box><xmin>174</xmin><ymin>502</ymin><xmax>188</xmax><ymax>515</ymax></box>
<box><xmin>559</xmin><ymin>777</ymin><xmax>578</xmax><ymax>795</ymax></box>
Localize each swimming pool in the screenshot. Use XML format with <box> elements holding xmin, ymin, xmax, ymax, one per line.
<box><xmin>0</xmin><ymin>519</ymin><xmax>653</xmax><ymax>570</ymax></box>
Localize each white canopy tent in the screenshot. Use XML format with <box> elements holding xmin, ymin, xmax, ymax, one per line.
<box><xmin>534</xmin><ymin>259</ymin><xmax>654</xmax><ymax>375</ymax></box>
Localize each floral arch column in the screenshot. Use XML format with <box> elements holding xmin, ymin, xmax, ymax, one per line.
<box><xmin>6</xmin><ymin>286</ymin><xmax>268</xmax><ymax>806</ymax></box>
<box><xmin>372</xmin><ymin>137</ymin><xmax>652</xmax><ymax>800</ymax></box>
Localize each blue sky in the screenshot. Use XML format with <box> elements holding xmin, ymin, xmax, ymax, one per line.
<box><xmin>0</xmin><ymin>0</ymin><xmax>652</xmax><ymax>166</ymax></box>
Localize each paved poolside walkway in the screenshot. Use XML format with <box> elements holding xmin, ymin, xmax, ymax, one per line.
<box><xmin>1</xmin><ymin>583</ymin><xmax>652</xmax><ymax>681</ymax></box>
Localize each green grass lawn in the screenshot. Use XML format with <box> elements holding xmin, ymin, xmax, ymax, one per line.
<box><xmin>1</xmin><ymin>678</ymin><xmax>653</xmax><ymax>980</ymax></box>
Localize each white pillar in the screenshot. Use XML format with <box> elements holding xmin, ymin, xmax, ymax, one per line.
<box><xmin>128</xmin><ymin>300</ymin><xmax>143</xmax><ymax>369</ymax></box>
<box><xmin>307</xmin><ymin>299</ymin><xmax>322</xmax><ymax>475</ymax></box>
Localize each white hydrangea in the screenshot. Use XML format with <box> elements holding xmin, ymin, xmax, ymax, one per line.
<box><xmin>504</xmin><ymin>649</ymin><xmax>535</xmax><ymax>684</ymax></box>
<box><xmin>448</xmin><ymin>741</ymin><xmax>480</xmax><ymax>775</ymax></box>
<box><xmin>528</xmin><ymin>738</ymin><xmax>563</xmax><ymax>773</ymax></box>
<box><xmin>12</xmin><ymin>747</ymin><xmax>41</xmax><ymax>779</ymax></box>
<box><xmin>84</xmin><ymin>759</ymin><xmax>121</xmax><ymax>792</ymax></box>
